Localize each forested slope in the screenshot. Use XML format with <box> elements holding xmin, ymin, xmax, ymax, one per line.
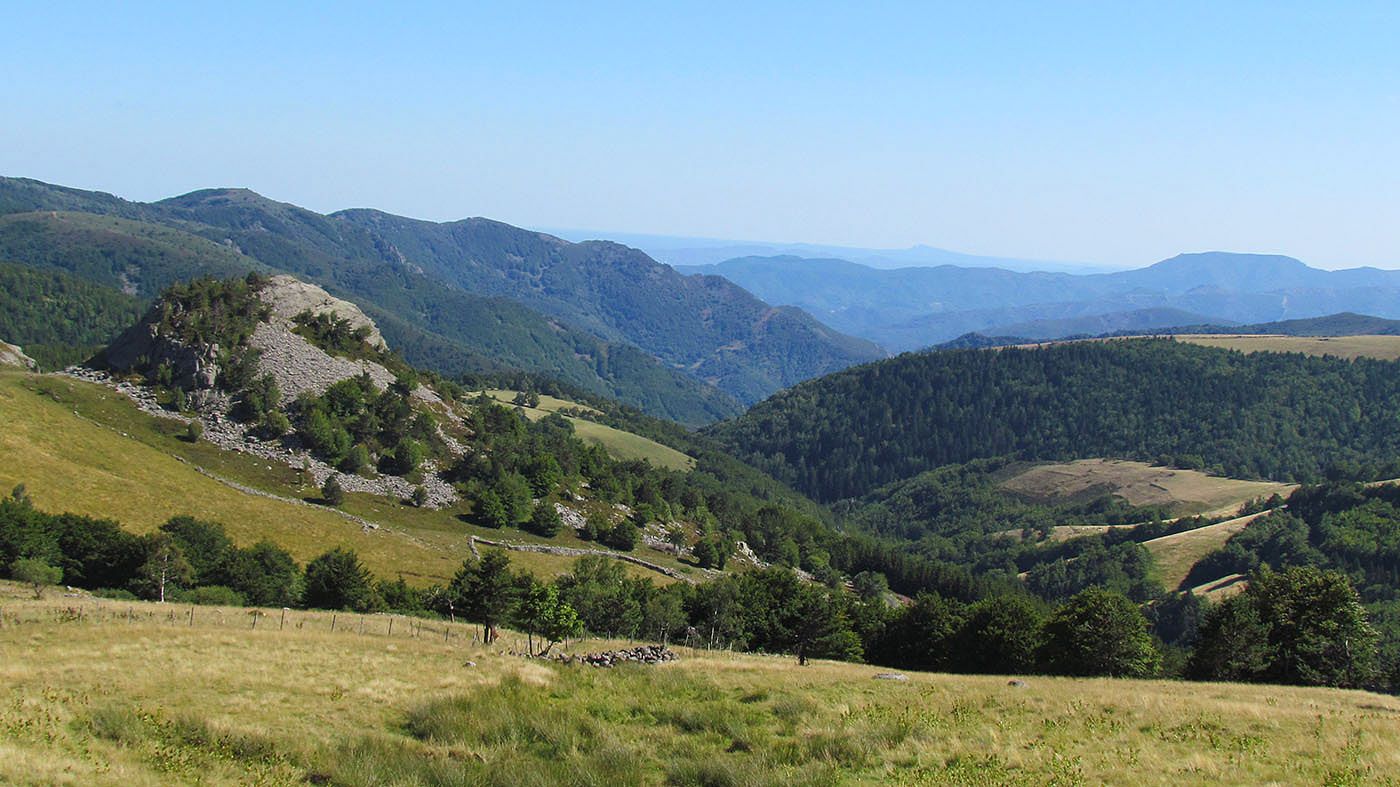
<box><xmin>0</xmin><ymin>180</ymin><xmax>740</xmax><ymax>424</ymax></box>
<box><xmin>0</xmin><ymin>262</ymin><xmax>144</xmax><ymax>369</ymax></box>
<box><xmin>710</xmin><ymin>340</ymin><xmax>1400</xmax><ymax>502</ymax></box>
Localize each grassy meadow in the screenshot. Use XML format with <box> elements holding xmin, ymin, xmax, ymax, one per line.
<box><xmin>1142</xmin><ymin>512</ymin><xmax>1267</xmax><ymax>591</ymax></box>
<box><xmin>998</xmin><ymin>459</ymin><xmax>1293</xmax><ymax>518</ymax></box>
<box><xmin>486</xmin><ymin>389</ymin><xmax>695</xmax><ymax>472</ymax></box>
<box><xmin>1174</xmin><ymin>334</ymin><xmax>1400</xmax><ymax>362</ymax></box>
<box><xmin>0</xmin><ymin>370</ymin><xmax>692</xmax><ymax>585</ymax></box>
<box><xmin>1</xmin><ymin>582</ymin><xmax>1398</xmax><ymax>786</ymax></box>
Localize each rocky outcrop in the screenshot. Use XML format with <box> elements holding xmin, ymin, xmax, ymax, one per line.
<box><xmin>258</xmin><ymin>274</ymin><xmax>384</xmax><ymax>348</ymax></box>
<box><xmin>0</xmin><ymin>341</ymin><xmax>37</xmax><ymax>370</ymax></box>
<box><xmin>74</xmin><ymin>273</ymin><xmax>466</xmax><ymax>509</ymax></box>
<box><xmin>249</xmin><ymin>321</ymin><xmax>396</xmax><ymax>404</ymax></box>
<box><xmin>103</xmin><ymin>317</ymin><xmax>221</xmax><ymax>389</ymax></box>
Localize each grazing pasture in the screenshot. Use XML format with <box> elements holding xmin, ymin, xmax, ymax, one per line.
<box><xmin>1</xmin><ymin>582</ymin><xmax>1397</xmax><ymax>786</ymax></box>
<box><xmin>999</xmin><ymin>459</ymin><xmax>1293</xmax><ymax>518</ymax></box>
<box><xmin>1174</xmin><ymin>333</ymin><xmax>1400</xmax><ymax>362</ymax></box>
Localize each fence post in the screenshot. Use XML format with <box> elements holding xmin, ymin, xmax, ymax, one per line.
<box><xmin>280</xmin><ymin>608</ymin><xmax>287</xmax><ymax>631</ymax></box>
<box><xmin>189</xmin><ymin>606</ymin><xmax>194</xmax><ymax>626</ymax></box>
<box><xmin>331</xmin><ymin>613</ymin><xmax>337</xmax><ymax>632</ymax></box>
<box><xmin>388</xmin><ymin>617</ymin><xmax>394</xmax><ymax>637</ymax></box>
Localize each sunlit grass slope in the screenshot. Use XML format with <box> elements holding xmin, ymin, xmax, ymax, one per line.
<box><xmin>0</xmin><ymin>371</ymin><xmax>685</xmax><ymax>585</ymax></box>
<box><xmin>487</xmin><ymin>389</ymin><xmax>695</xmax><ymax>471</ymax></box>
<box><xmin>1</xmin><ymin>583</ymin><xmax>1397</xmax><ymax>786</ymax></box>
<box><xmin>1175</xmin><ymin>334</ymin><xmax>1400</xmax><ymax>362</ymax></box>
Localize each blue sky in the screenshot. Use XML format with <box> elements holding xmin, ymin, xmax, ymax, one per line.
<box><xmin>3</xmin><ymin>2</ymin><xmax>1398</xmax><ymax>268</ymax></box>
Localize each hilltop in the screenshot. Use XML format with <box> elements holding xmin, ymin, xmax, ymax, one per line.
<box><xmin>0</xmin><ymin>176</ymin><xmax>884</xmax><ymax>420</ymax></box>
<box><xmin>710</xmin><ymin>338</ymin><xmax>1400</xmax><ymax>502</ymax></box>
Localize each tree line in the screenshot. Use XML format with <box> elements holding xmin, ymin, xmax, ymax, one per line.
<box><xmin>1</xmin><ymin>486</ymin><xmax>1384</xmax><ymax>690</ymax></box>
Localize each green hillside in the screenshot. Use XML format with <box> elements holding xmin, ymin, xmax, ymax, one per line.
<box><xmin>0</xmin><ymin>180</ymin><xmax>740</xmax><ymax>424</ymax></box>
<box><xmin>335</xmin><ymin>210</ymin><xmax>885</xmax><ymax>403</ymax></box>
<box><xmin>0</xmin><ymin>262</ymin><xmax>144</xmax><ymax>369</ymax></box>
<box><xmin>0</xmin><ymin>211</ymin><xmax>261</xmax><ymax>296</ymax></box>
<box><xmin>710</xmin><ymin>339</ymin><xmax>1400</xmax><ymax>502</ymax></box>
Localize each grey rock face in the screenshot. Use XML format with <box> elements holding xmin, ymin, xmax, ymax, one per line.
<box><xmin>0</xmin><ymin>341</ymin><xmax>37</xmax><ymax>370</ymax></box>
<box><xmin>103</xmin><ymin>316</ymin><xmax>221</xmax><ymax>389</ymax></box>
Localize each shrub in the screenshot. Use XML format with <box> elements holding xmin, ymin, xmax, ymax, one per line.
<box><xmin>184</xmin><ymin>420</ymin><xmax>204</xmax><ymax>443</ymax></box>
<box><xmin>12</xmin><ymin>557</ymin><xmax>62</xmax><ymax>598</ymax></box>
<box><xmin>173</xmin><ymin>585</ymin><xmax>246</xmax><ymax>607</ymax></box>
<box><xmin>340</xmin><ymin>444</ymin><xmax>371</xmax><ymax>474</ymax></box>
<box><xmin>526</xmin><ymin>501</ymin><xmax>563</xmax><ymax>537</ymax></box>
<box><xmin>303</xmin><ymin>547</ymin><xmax>382</xmax><ymax>612</ymax></box>
<box><xmin>321</xmin><ymin>476</ymin><xmax>345</xmax><ymax>506</ymax></box>
<box><xmin>601</xmin><ymin>520</ymin><xmax>639</xmax><ymax>551</ymax></box>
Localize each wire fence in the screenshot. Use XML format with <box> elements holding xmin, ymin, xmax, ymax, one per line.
<box><xmin>0</xmin><ymin>593</ymin><xmax>768</xmax><ymax>663</ymax></box>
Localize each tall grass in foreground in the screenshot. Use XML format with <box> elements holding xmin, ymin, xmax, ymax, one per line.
<box><xmin>3</xmin><ymin>584</ymin><xmax>1399</xmax><ymax>785</ymax></box>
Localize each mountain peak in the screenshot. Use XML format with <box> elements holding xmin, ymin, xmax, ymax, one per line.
<box><xmin>1150</xmin><ymin>251</ymin><xmax>1310</xmax><ymax>271</ymax></box>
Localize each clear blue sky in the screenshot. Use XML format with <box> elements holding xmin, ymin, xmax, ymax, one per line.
<box><xmin>4</xmin><ymin>1</ymin><xmax>1398</xmax><ymax>268</ymax></box>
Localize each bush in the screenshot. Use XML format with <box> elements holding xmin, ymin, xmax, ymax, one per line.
<box><xmin>12</xmin><ymin>557</ymin><xmax>62</xmax><ymax>598</ymax></box>
<box><xmin>184</xmin><ymin>421</ymin><xmax>204</xmax><ymax>443</ymax></box>
<box><xmin>173</xmin><ymin>585</ymin><xmax>246</xmax><ymax>607</ymax></box>
<box><xmin>526</xmin><ymin>500</ymin><xmax>563</xmax><ymax>537</ymax></box>
<box><xmin>601</xmin><ymin>520</ymin><xmax>639</xmax><ymax>552</ymax></box>
<box><xmin>340</xmin><ymin>444</ymin><xmax>371</xmax><ymax>474</ymax></box>
<box><xmin>388</xmin><ymin>438</ymin><xmax>425</xmax><ymax>476</ymax></box>
<box><xmin>260</xmin><ymin>410</ymin><xmax>291</xmax><ymax>439</ymax></box>
<box><xmin>303</xmin><ymin>547</ymin><xmax>382</xmax><ymax>612</ymax></box>
<box><xmin>321</xmin><ymin>476</ymin><xmax>345</xmax><ymax>506</ymax></box>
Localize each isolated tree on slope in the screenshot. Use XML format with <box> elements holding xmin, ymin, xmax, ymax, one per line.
<box><xmin>12</xmin><ymin>557</ymin><xmax>61</xmax><ymax>599</ymax></box>
<box><xmin>451</xmin><ymin>550</ymin><xmax>517</xmax><ymax>643</ymax></box>
<box><xmin>514</xmin><ymin>580</ymin><xmax>582</xmax><ymax>656</ymax></box>
<box><xmin>303</xmin><ymin>547</ymin><xmax>381</xmax><ymax>612</ymax></box>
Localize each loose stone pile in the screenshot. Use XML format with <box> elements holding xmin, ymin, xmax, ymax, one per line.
<box><xmin>559</xmin><ymin>645</ymin><xmax>678</xmax><ymax>667</ymax></box>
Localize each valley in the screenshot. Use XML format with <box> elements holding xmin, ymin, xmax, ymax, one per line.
<box><xmin>9</xmin><ymin>7</ymin><xmax>1400</xmax><ymax>784</ymax></box>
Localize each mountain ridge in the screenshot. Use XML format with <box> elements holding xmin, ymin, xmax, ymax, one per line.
<box><xmin>0</xmin><ymin>177</ymin><xmax>878</xmax><ymax>421</ymax></box>
<box><xmin>685</xmin><ymin>251</ymin><xmax>1400</xmax><ymax>349</ymax></box>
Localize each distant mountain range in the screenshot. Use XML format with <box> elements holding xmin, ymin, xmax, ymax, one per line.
<box><xmin>938</xmin><ymin>312</ymin><xmax>1400</xmax><ymax>350</ymax></box>
<box><xmin>680</xmin><ymin>253</ymin><xmax>1400</xmax><ymax>351</ymax></box>
<box><xmin>0</xmin><ymin>177</ymin><xmax>883</xmax><ymax>423</ymax></box>
<box><xmin>548</xmin><ymin>229</ymin><xmax>1104</xmax><ymax>273</ymax></box>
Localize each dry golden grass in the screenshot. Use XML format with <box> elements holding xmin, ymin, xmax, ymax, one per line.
<box><xmin>2</xmin><ymin>582</ymin><xmax>1398</xmax><ymax>786</ymax></box>
<box><xmin>1000</xmin><ymin>458</ymin><xmax>1293</xmax><ymax>518</ymax></box>
<box><xmin>1175</xmin><ymin>333</ymin><xmax>1400</xmax><ymax>361</ymax></box>
<box><xmin>1143</xmin><ymin>512</ymin><xmax>1267</xmax><ymax>591</ymax></box>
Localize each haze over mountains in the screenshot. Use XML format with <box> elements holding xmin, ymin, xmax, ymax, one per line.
<box><xmin>550</xmin><ymin>228</ymin><xmax>1103</xmax><ymax>273</ymax></box>
<box><xmin>681</xmin><ymin>252</ymin><xmax>1400</xmax><ymax>351</ymax></box>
